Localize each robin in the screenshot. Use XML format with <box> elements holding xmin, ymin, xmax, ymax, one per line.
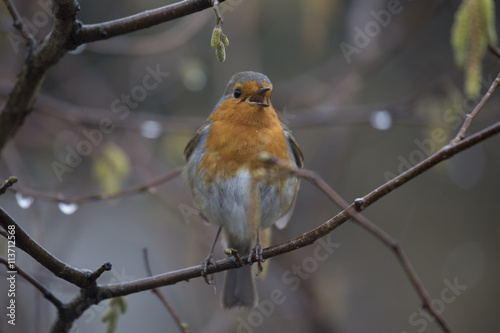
<box><xmin>183</xmin><ymin>71</ymin><xmax>303</xmax><ymax>308</ymax></box>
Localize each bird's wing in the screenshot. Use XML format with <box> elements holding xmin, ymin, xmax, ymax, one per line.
<box><xmin>281</xmin><ymin>123</ymin><xmax>304</xmax><ymax>168</ymax></box>
<box><xmin>274</xmin><ymin>123</ymin><xmax>303</xmax><ymax>230</ymax></box>
<box><xmin>184</xmin><ymin>120</ymin><xmax>211</xmax><ymax>162</ymax></box>
<box><xmin>274</xmin><ymin>189</ymin><xmax>299</xmax><ymax>230</ymax></box>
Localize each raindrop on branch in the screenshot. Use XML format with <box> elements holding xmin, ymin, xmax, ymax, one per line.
<box><xmin>15</xmin><ymin>192</ymin><xmax>34</xmax><ymax>209</ymax></box>
<box><xmin>58</xmin><ymin>202</ymin><xmax>79</xmax><ymax>215</ymax></box>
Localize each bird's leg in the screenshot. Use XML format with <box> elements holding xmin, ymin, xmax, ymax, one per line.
<box><xmin>201</xmin><ymin>226</ymin><xmax>222</xmax><ymax>285</ymax></box>
<box><xmin>248</xmin><ymin>228</ymin><xmax>265</xmax><ymax>275</ymax></box>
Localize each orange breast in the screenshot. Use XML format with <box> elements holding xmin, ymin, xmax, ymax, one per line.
<box><xmin>199</xmin><ymin>99</ymin><xmax>290</xmax><ymax>181</ymax></box>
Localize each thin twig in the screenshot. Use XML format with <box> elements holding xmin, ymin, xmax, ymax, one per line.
<box><xmin>9</xmin><ymin>169</ymin><xmax>182</xmax><ymax>204</ymax></box>
<box><xmin>1</xmin><ymin>0</ymin><xmax>37</xmax><ymax>47</ymax></box>
<box><xmin>0</xmin><ymin>257</ymin><xmax>64</xmax><ymax>311</ymax></box>
<box><xmin>88</xmin><ymin>262</ymin><xmax>112</xmax><ymax>283</ymax></box>
<box><xmin>142</xmin><ymin>248</ymin><xmax>189</xmax><ymax>333</ymax></box>
<box><xmin>489</xmin><ymin>44</ymin><xmax>500</xmax><ymax>59</ymax></box>
<box><xmin>451</xmin><ymin>72</ymin><xmax>500</xmax><ymax>144</ymax></box>
<box><xmin>212</xmin><ymin>0</ymin><xmax>223</xmax><ymax>25</ymax></box>
<box><xmin>0</xmin><ymin>176</ymin><xmax>17</xmax><ymax>196</ymax></box>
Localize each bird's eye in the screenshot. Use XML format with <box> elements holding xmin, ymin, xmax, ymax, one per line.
<box><xmin>233</xmin><ymin>89</ymin><xmax>242</xmax><ymax>99</ymax></box>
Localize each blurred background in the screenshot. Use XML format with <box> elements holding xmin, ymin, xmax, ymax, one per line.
<box><xmin>0</xmin><ymin>0</ymin><xmax>499</xmax><ymax>332</ymax></box>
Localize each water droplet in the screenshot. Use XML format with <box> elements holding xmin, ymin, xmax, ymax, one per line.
<box><xmin>15</xmin><ymin>192</ymin><xmax>34</xmax><ymax>209</ymax></box>
<box><xmin>370</xmin><ymin>110</ymin><xmax>392</xmax><ymax>130</ymax></box>
<box><xmin>140</xmin><ymin>120</ymin><xmax>162</xmax><ymax>139</ymax></box>
<box><xmin>58</xmin><ymin>202</ymin><xmax>79</xmax><ymax>215</ymax></box>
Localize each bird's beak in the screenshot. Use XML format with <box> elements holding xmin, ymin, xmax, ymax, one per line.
<box><xmin>248</xmin><ymin>87</ymin><xmax>271</xmax><ymax>107</ymax></box>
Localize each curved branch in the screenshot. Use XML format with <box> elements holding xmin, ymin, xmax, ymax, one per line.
<box><xmin>0</xmin><ymin>257</ymin><xmax>64</xmax><ymax>311</ymax></box>
<box><xmin>143</xmin><ymin>248</ymin><xmax>190</xmax><ymax>333</ymax></box>
<box><xmin>0</xmin><ymin>207</ymin><xmax>107</xmax><ymax>289</ymax></box>
<box><xmin>9</xmin><ymin>168</ymin><xmax>182</xmax><ymax>204</ymax></box>
<box><xmin>72</xmin><ymin>0</ymin><xmax>225</xmax><ymax>47</ymax></box>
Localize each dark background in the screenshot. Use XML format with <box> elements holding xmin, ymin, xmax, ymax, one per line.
<box><xmin>0</xmin><ymin>0</ymin><xmax>499</xmax><ymax>332</ymax></box>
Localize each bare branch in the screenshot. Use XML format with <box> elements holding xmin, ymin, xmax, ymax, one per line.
<box><xmin>0</xmin><ymin>207</ymin><xmax>107</xmax><ymax>288</ymax></box>
<box><xmin>489</xmin><ymin>44</ymin><xmax>500</xmax><ymax>59</ymax></box>
<box><xmin>1</xmin><ymin>0</ymin><xmax>37</xmax><ymax>47</ymax></box>
<box><xmin>73</xmin><ymin>0</ymin><xmax>225</xmax><ymax>47</ymax></box>
<box><xmin>143</xmin><ymin>248</ymin><xmax>190</xmax><ymax>333</ymax></box>
<box><xmin>451</xmin><ymin>73</ymin><xmax>500</xmax><ymax>144</ymax></box>
<box><xmin>0</xmin><ymin>0</ymin><xmax>80</xmax><ymax>153</ymax></box>
<box><xmin>0</xmin><ymin>176</ymin><xmax>17</xmax><ymax>196</ymax></box>
<box><xmin>256</xmin><ymin>157</ymin><xmax>454</xmax><ymax>333</ymax></box>
<box><xmin>0</xmin><ymin>256</ymin><xmax>64</xmax><ymax>311</ymax></box>
<box><xmin>9</xmin><ymin>168</ymin><xmax>182</xmax><ymax>204</ymax></box>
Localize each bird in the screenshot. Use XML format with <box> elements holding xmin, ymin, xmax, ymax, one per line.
<box><xmin>183</xmin><ymin>71</ymin><xmax>303</xmax><ymax>309</ymax></box>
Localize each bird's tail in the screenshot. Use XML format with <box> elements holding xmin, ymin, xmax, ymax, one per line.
<box><xmin>221</xmin><ymin>238</ymin><xmax>257</xmax><ymax>309</ymax></box>
<box><xmin>221</xmin><ymin>263</ymin><xmax>257</xmax><ymax>309</ymax></box>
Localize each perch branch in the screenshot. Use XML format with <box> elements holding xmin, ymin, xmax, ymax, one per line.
<box><xmin>91</xmin><ymin>119</ymin><xmax>500</xmax><ymax>296</ymax></box>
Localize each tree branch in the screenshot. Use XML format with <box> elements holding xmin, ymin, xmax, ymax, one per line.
<box><xmin>9</xmin><ymin>168</ymin><xmax>182</xmax><ymax>204</ymax></box>
<box><xmin>451</xmin><ymin>74</ymin><xmax>500</xmax><ymax>144</ymax></box>
<box><xmin>0</xmin><ymin>207</ymin><xmax>109</xmax><ymax>289</ymax></box>
<box><xmin>0</xmin><ymin>176</ymin><xmax>17</xmax><ymax>196</ymax></box>
<box><xmin>143</xmin><ymin>248</ymin><xmax>190</xmax><ymax>333</ymax></box>
<box><xmin>257</xmin><ymin>157</ymin><xmax>453</xmax><ymax>332</ymax></box>
<box><xmin>0</xmin><ymin>256</ymin><xmax>64</xmax><ymax>311</ymax></box>
<box><xmin>0</xmin><ymin>0</ymin><xmax>80</xmax><ymax>153</ymax></box>
<box><xmin>1</xmin><ymin>0</ymin><xmax>37</xmax><ymax>47</ymax></box>
<box><xmin>72</xmin><ymin>0</ymin><xmax>224</xmax><ymax>47</ymax></box>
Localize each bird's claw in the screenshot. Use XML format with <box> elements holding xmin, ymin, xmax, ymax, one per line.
<box><xmin>201</xmin><ymin>255</ymin><xmax>216</xmax><ymax>285</ymax></box>
<box><xmin>248</xmin><ymin>243</ymin><xmax>265</xmax><ymax>275</ymax></box>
